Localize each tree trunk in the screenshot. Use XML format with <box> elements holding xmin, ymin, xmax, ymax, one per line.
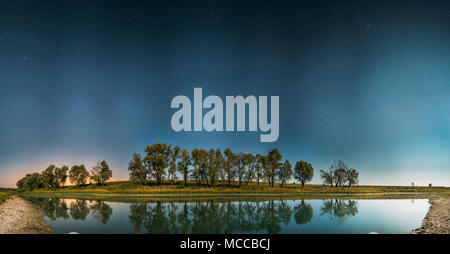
<box><xmin>205</xmin><ymin>176</ymin><xmax>210</xmax><ymax>187</ymax></box>
<box><xmin>301</xmin><ymin>182</ymin><xmax>304</xmax><ymax>188</ymax></box>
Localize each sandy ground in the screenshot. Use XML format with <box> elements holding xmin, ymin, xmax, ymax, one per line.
<box><xmin>0</xmin><ymin>196</ymin><xmax>53</xmax><ymax>234</ymax></box>
<box><xmin>412</xmin><ymin>196</ymin><xmax>450</xmax><ymax>234</ymax></box>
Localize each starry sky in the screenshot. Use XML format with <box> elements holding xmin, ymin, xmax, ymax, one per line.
<box><xmin>1</xmin><ymin>0</ymin><xmax>450</xmax><ymax>188</ymax></box>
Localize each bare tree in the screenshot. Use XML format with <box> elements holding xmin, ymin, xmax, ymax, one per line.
<box><xmin>344</xmin><ymin>168</ymin><xmax>359</xmax><ymax>187</ymax></box>
<box><xmin>331</xmin><ymin>160</ymin><xmax>348</xmax><ymax>187</ymax></box>
<box><xmin>320</xmin><ymin>168</ymin><xmax>334</xmax><ymax>186</ymax></box>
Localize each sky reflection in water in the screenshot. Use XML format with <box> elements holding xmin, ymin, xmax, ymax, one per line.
<box><xmin>25</xmin><ymin>197</ymin><xmax>429</xmax><ymax>234</ymax></box>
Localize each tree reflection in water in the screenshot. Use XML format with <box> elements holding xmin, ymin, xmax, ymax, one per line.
<box><xmin>129</xmin><ymin>199</ymin><xmax>312</xmax><ymax>234</ymax></box>
<box><xmin>23</xmin><ymin>197</ymin><xmax>113</xmax><ymax>224</ymax></box>
<box><xmin>293</xmin><ymin>200</ymin><xmax>313</xmax><ymax>225</ymax></box>
<box><xmin>320</xmin><ymin>199</ymin><xmax>358</xmax><ymax>224</ymax></box>
<box><xmin>69</xmin><ymin>200</ymin><xmax>90</xmax><ymax>220</ymax></box>
<box><xmin>91</xmin><ymin>201</ymin><xmax>113</xmax><ymax>224</ymax></box>
<box><xmin>24</xmin><ymin>197</ymin><xmax>360</xmax><ymax>233</ymax></box>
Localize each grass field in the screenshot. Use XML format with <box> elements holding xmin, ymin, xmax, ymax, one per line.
<box><xmin>21</xmin><ymin>180</ymin><xmax>450</xmax><ymax>195</ymax></box>
<box><xmin>0</xmin><ymin>188</ymin><xmax>15</xmax><ymax>204</ymax></box>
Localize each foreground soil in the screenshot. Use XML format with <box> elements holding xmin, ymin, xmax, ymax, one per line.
<box><xmin>0</xmin><ymin>196</ymin><xmax>53</xmax><ymax>234</ymax></box>
<box><xmin>412</xmin><ymin>196</ymin><xmax>450</xmax><ymax>234</ymax></box>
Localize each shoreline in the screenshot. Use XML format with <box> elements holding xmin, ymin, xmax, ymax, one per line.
<box><xmin>412</xmin><ymin>196</ymin><xmax>450</xmax><ymax>234</ymax></box>
<box><xmin>0</xmin><ymin>196</ymin><xmax>53</xmax><ymax>234</ymax></box>
<box><xmin>1</xmin><ymin>194</ymin><xmax>449</xmax><ymax>234</ymax></box>
<box><xmin>21</xmin><ymin>191</ymin><xmax>443</xmax><ymax>201</ymax></box>
<box><xmin>90</xmin><ymin>192</ymin><xmax>444</xmax><ymax>197</ymax></box>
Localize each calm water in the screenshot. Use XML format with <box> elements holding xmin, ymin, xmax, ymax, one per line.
<box><xmin>24</xmin><ymin>197</ymin><xmax>429</xmax><ymax>234</ymax></box>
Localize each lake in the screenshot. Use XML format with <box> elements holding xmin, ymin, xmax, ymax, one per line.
<box><xmin>23</xmin><ymin>196</ymin><xmax>429</xmax><ymax>234</ymax></box>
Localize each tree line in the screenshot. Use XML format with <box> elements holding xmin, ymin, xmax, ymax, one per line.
<box><xmin>16</xmin><ymin>160</ymin><xmax>113</xmax><ymax>191</ymax></box>
<box><xmin>15</xmin><ymin>142</ymin><xmax>360</xmax><ymax>191</ymax></box>
<box><xmin>128</xmin><ymin>143</ymin><xmax>359</xmax><ymax>188</ymax></box>
<box><xmin>319</xmin><ymin>160</ymin><xmax>359</xmax><ymax>187</ymax></box>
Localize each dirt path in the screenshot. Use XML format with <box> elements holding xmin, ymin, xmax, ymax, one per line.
<box><xmin>412</xmin><ymin>196</ymin><xmax>450</xmax><ymax>234</ymax></box>
<box><xmin>0</xmin><ymin>196</ymin><xmax>53</xmax><ymax>234</ymax></box>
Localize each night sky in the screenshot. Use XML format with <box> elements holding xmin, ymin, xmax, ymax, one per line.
<box><xmin>1</xmin><ymin>0</ymin><xmax>450</xmax><ymax>187</ymax></box>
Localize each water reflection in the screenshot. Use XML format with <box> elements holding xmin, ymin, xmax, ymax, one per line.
<box><xmin>320</xmin><ymin>199</ymin><xmax>358</xmax><ymax>224</ymax></box>
<box><xmin>24</xmin><ymin>197</ymin><xmax>363</xmax><ymax>233</ymax></box>
<box><xmin>293</xmin><ymin>200</ymin><xmax>313</xmax><ymax>225</ymax></box>
<box><xmin>25</xmin><ymin>197</ymin><xmax>113</xmax><ymax>224</ymax></box>
<box><xmin>91</xmin><ymin>201</ymin><xmax>113</xmax><ymax>224</ymax></box>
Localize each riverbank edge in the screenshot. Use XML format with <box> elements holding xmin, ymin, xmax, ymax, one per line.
<box><xmin>3</xmin><ymin>194</ymin><xmax>449</xmax><ymax>234</ymax></box>
<box><xmin>0</xmin><ymin>195</ymin><xmax>53</xmax><ymax>234</ymax></box>
<box><xmin>21</xmin><ymin>191</ymin><xmax>442</xmax><ymax>200</ymax></box>
<box><xmin>412</xmin><ymin>196</ymin><xmax>450</xmax><ymax>234</ymax></box>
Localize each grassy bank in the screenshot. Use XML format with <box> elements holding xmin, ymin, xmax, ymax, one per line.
<box><xmin>20</xmin><ymin>180</ymin><xmax>450</xmax><ymax>196</ymax></box>
<box><xmin>0</xmin><ymin>188</ymin><xmax>15</xmax><ymax>204</ymax></box>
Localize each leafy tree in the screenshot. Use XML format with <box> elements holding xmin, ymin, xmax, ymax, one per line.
<box><xmin>214</xmin><ymin>149</ymin><xmax>224</xmax><ymax>185</ymax></box>
<box><xmin>168</xmin><ymin>146</ymin><xmax>181</xmax><ymax>184</ymax></box>
<box><xmin>90</xmin><ymin>160</ymin><xmax>112</xmax><ymax>186</ymax></box>
<box><xmin>345</xmin><ymin>168</ymin><xmax>359</xmax><ymax>187</ymax></box>
<box><xmin>128</xmin><ymin>153</ymin><xmax>149</xmax><ymax>185</ymax></box>
<box><xmin>244</xmin><ymin>153</ymin><xmax>256</xmax><ymax>186</ymax></box>
<box><xmin>145</xmin><ymin>143</ymin><xmax>172</xmax><ymax>185</ymax></box>
<box><xmin>258</xmin><ymin>155</ymin><xmax>270</xmax><ymax>186</ymax></box>
<box><xmin>267</xmin><ymin>149</ymin><xmax>282</xmax><ymax>187</ymax></box>
<box><xmin>16</xmin><ymin>172</ymin><xmax>44</xmax><ymax>191</ymax></box>
<box><xmin>69</xmin><ymin>165</ymin><xmax>89</xmax><ymax>186</ymax></box>
<box><xmin>198</xmin><ymin>149</ymin><xmax>211</xmax><ymax>187</ymax></box>
<box><xmin>54</xmin><ymin>165</ymin><xmax>69</xmax><ymax>188</ymax></box>
<box><xmin>30</xmin><ymin>172</ymin><xmax>45</xmax><ymax>189</ymax></box>
<box><xmin>294</xmin><ymin>161</ymin><xmax>314</xmax><ymax>188</ymax></box>
<box><xmin>278</xmin><ymin>160</ymin><xmax>293</xmax><ymax>187</ymax></box>
<box><xmin>254</xmin><ymin>154</ymin><xmax>265</xmax><ymax>185</ymax></box>
<box><xmin>42</xmin><ymin>165</ymin><xmax>58</xmax><ymax>188</ymax></box>
<box><xmin>177</xmin><ymin>148</ymin><xmax>192</xmax><ymax>186</ymax></box>
<box><xmin>224</xmin><ymin>148</ymin><xmax>236</xmax><ymax>187</ymax></box>
<box><xmin>235</xmin><ymin>153</ymin><xmax>247</xmax><ymax>187</ymax></box>
<box><xmin>191</xmin><ymin>148</ymin><xmax>205</xmax><ymax>186</ymax></box>
<box><xmin>206</xmin><ymin>149</ymin><xmax>223</xmax><ymax>187</ymax></box>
